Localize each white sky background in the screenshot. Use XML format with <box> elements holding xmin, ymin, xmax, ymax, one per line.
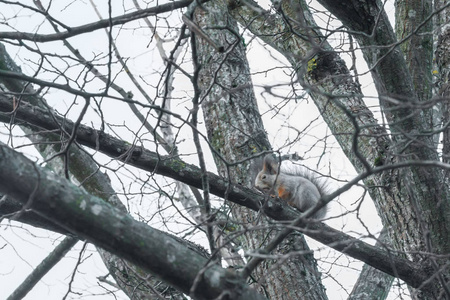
<box><xmin>0</xmin><ymin>0</ymin><xmax>412</xmax><ymax>299</ymax></box>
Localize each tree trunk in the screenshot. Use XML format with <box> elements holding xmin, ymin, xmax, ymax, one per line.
<box><xmin>192</xmin><ymin>1</ymin><xmax>328</xmax><ymax>299</ymax></box>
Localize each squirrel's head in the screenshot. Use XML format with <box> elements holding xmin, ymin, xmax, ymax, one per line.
<box><xmin>254</xmin><ymin>154</ymin><xmax>279</xmax><ymax>192</ymax></box>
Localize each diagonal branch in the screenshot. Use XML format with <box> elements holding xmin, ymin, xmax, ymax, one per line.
<box><xmin>348</xmin><ymin>229</ymin><xmax>394</xmax><ymax>299</ymax></box>
<box><xmin>0</xmin><ymin>142</ymin><xmax>267</xmax><ymax>300</ymax></box>
<box><xmin>7</xmin><ymin>236</ymin><xmax>79</xmax><ymax>300</ymax></box>
<box><xmin>0</xmin><ymin>194</ymin><xmax>70</xmax><ymax>234</ymax></box>
<box><xmin>0</xmin><ymin>0</ymin><xmax>197</xmax><ymax>43</ymax></box>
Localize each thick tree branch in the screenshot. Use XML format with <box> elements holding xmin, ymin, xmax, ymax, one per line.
<box><xmin>348</xmin><ymin>229</ymin><xmax>394</xmax><ymax>300</ymax></box>
<box><xmin>0</xmin><ymin>142</ymin><xmax>267</xmax><ymax>300</ymax></box>
<box><xmin>0</xmin><ymin>194</ymin><xmax>71</xmax><ymax>234</ymax></box>
<box><xmin>7</xmin><ymin>236</ymin><xmax>79</xmax><ymax>300</ymax></box>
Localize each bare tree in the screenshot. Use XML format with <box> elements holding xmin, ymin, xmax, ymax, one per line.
<box><xmin>0</xmin><ymin>0</ymin><xmax>449</xmax><ymax>299</ymax></box>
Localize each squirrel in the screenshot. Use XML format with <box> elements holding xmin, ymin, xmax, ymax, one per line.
<box><xmin>254</xmin><ymin>154</ymin><xmax>328</xmax><ymax>219</ymax></box>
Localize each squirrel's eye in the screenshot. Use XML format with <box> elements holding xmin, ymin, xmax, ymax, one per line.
<box><xmin>262</xmin><ymin>175</ymin><xmax>266</xmax><ymax>179</ymax></box>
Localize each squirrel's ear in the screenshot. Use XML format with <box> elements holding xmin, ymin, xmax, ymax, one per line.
<box><xmin>263</xmin><ymin>154</ymin><xmax>278</xmax><ymax>175</ymax></box>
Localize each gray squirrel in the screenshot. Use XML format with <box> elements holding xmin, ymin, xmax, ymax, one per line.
<box><xmin>254</xmin><ymin>154</ymin><xmax>328</xmax><ymax>218</ymax></box>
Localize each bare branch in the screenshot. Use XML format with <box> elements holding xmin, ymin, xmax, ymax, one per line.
<box><xmin>7</xmin><ymin>236</ymin><xmax>79</xmax><ymax>300</ymax></box>
<box><xmin>0</xmin><ymin>0</ymin><xmax>196</xmax><ymax>43</ymax></box>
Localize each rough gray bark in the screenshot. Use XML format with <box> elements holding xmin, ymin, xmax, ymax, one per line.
<box><xmin>395</xmin><ymin>0</ymin><xmax>433</xmax><ymax>111</ymax></box>
<box><xmin>0</xmin><ymin>194</ymin><xmax>71</xmax><ymax>235</ymax></box>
